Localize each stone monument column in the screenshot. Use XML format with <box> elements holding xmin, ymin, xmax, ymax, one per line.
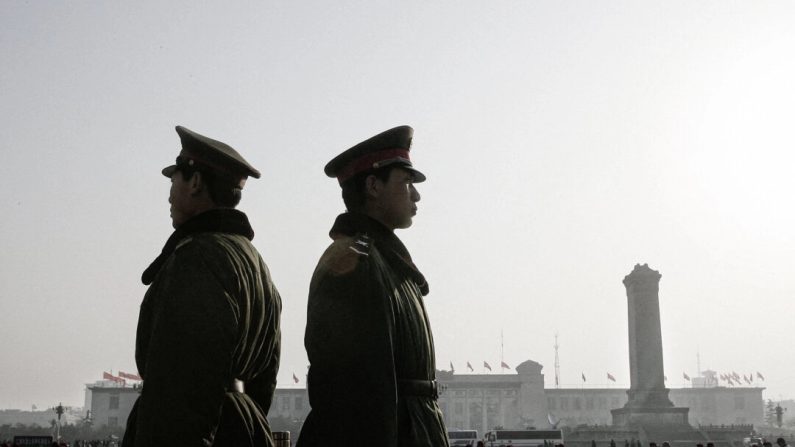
<box><xmin>612</xmin><ymin>264</ymin><xmax>689</xmax><ymax>428</ymax></box>
<box><xmin>624</xmin><ymin>263</ymin><xmax>673</xmax><ymax>408</ymax></box>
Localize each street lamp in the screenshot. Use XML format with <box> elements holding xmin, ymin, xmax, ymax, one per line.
<box><xmin>51</xmin><ymin>402</ymin><xmax>69</xmax><ymax>440</ymax></box>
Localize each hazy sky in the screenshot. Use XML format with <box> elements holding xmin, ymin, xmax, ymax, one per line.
<box><xmin>2</xmin><ymin>1</ymin><xmax>794</xmax><ymax>410</ymax></box>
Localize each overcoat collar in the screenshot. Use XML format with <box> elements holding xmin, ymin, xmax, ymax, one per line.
<box><xmin>141</xmin><ymin>208</ymin><xmax>254</xmax><ymax>285</ymax></box>
<box><xmin>330</xmin><ymin>212</ymin><xmax>429</xmax><ymax>296</ymax></box>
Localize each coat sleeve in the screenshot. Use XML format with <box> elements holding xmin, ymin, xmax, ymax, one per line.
<box><xmin>303</xmin><ymin>246</ymin><xmax>399</xmax><ymax>446</ymax></box>
<box><xmin>245</xmin><ymin>272</ymin><xmax>282</xmax><ymax>414</ymax></box>
<box><xmin>133</xmin><ymin>241</ymin><xmax>238</xmax><ymax>447</ymax></box>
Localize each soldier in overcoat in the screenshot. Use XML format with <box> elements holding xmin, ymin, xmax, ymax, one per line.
<box><xmin>297</xmin><ymin>126</ymin><xmax>449</xmax><ymax>447</ymax></box>
<box><xmin>123</xmin><ymin>126</ymin><xmax>281</xmax><ymax>447</ymax></box>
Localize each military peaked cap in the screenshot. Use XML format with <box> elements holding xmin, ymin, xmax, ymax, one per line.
<box><xmin>325</xmin><ymin>125</ymin><xmax>426</xmax><ymax>184</ymax></box>
<box><xmin>162</xmin><ymin>125</ymin><xmax>261</xmax><ymax>188</ymax></box>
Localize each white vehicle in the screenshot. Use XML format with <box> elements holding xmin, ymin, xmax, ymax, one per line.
<box><xmin>448</xmin><ymin>430</ymin><xmax>479</xmax><ymax>446</ymax></box>
<box><xmin>483</xmin><ymin>429</ymin><xmax>564</xmax><ymax>447</ymax></box>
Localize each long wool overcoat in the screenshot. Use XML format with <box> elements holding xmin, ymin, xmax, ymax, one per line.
<box><xmin>297</xmin><ymin>213</ymin><xmax>448</xmax><ymax>447</ymax></box>
<box><xmin>123</xmin><ymin>209</ymin><xmax>281</xmax><ymax>447</ymax></box>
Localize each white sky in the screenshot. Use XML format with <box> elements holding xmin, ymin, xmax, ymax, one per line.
<box><xmin>2</xmin><ymin>1</ymin><xmax>794</xmax><ymax>410</ymax></box>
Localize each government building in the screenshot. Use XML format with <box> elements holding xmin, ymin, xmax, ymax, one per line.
<box><xmin>86</xmin><ymin>360</ymin><xmax>764</xmax><ymax>434</ymax></box>
<box><xmin>266</xmin><ymin>360</ymin><xmax>764</xmax><ymax>435</ymax></box>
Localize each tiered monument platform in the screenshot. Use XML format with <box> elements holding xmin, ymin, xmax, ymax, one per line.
<box><xmin>566</xmin><ymin>265</ymin><xmax>748</xmax><ymax>447</ymax></box>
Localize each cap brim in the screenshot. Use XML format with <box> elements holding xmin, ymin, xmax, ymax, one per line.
<box><xmin>373</xmin><ymin>159</ymin><xmax>426</xmax><ymax>183</ymax></box>
<box><xmin>162</xmin><ymin>165</ymin><xmax>177</xmax><ymax>177</ymax></box>
<box><xmin>406</xmin><ymin>166</ymin><xmax>426</xmax><ymax>183</ymax></box>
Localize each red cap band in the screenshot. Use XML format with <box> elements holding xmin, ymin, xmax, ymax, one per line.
<box><xmin>336</xmin><ymin>148</ymin><xmax>411</xmax><ymax>183</ymax></box>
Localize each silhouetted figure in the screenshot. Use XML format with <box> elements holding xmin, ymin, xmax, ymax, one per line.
<box><xmin>777</xmin><ymin>438</ymin><xmax>791</xmax><ymax>447</ymax></box>
<box><xmin>122</xmin><ymin>126</ymin><xmax>282</xmax><ymax>447</ymax></box>
<box><xmin>298</xmin><ymin>126</ymin><xmax>447</xmax><ymax>446</ymax></box>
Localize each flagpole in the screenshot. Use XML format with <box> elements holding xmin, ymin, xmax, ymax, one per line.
<box><xmin>501</xmin><ymin>329</ymin><xmax>504</xmax><ymax>374</ymax></box>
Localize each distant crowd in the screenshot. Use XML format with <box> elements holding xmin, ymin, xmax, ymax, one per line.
<box><xmin>0</xmin><ymin>440</ymin><xmax>117</xmax><ymax>447</ymax></box>
<box><xmin>748</xmin><ymin>437</ymin><xmax>792</xmax><ymax>447</ymax></box>
<box><xmin>454</xmin><ymin>439</ymin><xmax>793</xmax><ymax>447</ymax></box>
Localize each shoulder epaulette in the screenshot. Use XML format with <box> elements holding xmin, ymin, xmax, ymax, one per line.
<box><xmin>320</xmin><ymin>233</ymin><xmax>373</xmax><ymax>276</ymax></box>
<box><xmin>348</xmin><ymin>233</ymin><xmax>372</xmax><ymax>257</ymax></box>
<box><xmin>175</xmin><ymin>236</ymin><xmax>194</xmax><ymax>251</ymax></box>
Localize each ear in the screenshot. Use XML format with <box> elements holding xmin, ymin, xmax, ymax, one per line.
<box><xmin>188</xmin><ymin>171</ymin><xmax>205</xmax><ymax>196</ymax></box>
<box><xmin>364</xmin><ymin>174</ymin><xmax>382</xmax><ymax>199</ymax></box>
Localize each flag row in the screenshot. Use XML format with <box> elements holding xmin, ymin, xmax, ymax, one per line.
<box><xmin>102</xmin><ymin>371</ymin><xmax>141</xmax><ymax>384</ymax></box>
<box><xmin>448</xmin><ymin>361</ymin><xmax>513</xmax><ymax>373</ymax></box>
<box><xmin>543</xmin><ymin>371</ymin><xmax>764</xmax><ymax>384</ymax></box>
<box><xmin>681</xmin><ymin>371</ymin><xmax>764</xmax><ymax>384</ymax></box>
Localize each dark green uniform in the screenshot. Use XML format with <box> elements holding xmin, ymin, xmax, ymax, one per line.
<box><xmin>123</xmin><ymin>209</ymin><xmax>281</xmax><ymax>447</ymax></box>
<box><xmin>298</xmin><ymin>212</ymin><xmax>448</xmax><ymax>447</ymax></box>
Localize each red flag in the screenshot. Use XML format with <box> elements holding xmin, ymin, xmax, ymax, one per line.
<box><xmin>118</xmin><ymin>371</ymin><xmax>142</xmax><ymax>381</ymax></box>
<box><xmin>501</xmin><ymin>361</ymin><xmax>510</xmax><ymax>370</ymax></box>
<box><xmin>683</xmin><ymin>372</ymin><xmax>690</xmax><ymax>381</ymax></box>
<box><xmin>292</xmin><ymin>373</ymin><xmax>299</xmax><ymax>384</ymax></box>
<box><xmin>664</xmin><ymin>375</ymin><xmax>668</xmax><ymax>382</ymax></box>
<box><xmin>103</xmin><ymin>372</ymin><xmax>125</xmax><ymax>385</ymax></box>
<box><xmin>467</xmin><ymin>361</ymin><xmax>474</xmax><ymax>372</ymax></box>
<box><xmin>607</xmin><ymin>373</ymin><xmax>616</xmax><ymax>382</ymax></box>
<box><xmin>450</xmin><ymin>362</ymin><xmax>455</xmax><ymax>373</ymax></box>
<box><xmin>483</xmin><ymin>361</ymin><xmax>492</xmax><ymax>371</ymax></box>
<box><xmin>757</xmin><ymin>372</ymin><xmax>765</xmax><ymax>381</ymax></box>
<box><xmin>581</xmin><ymin>372</ymin><xmax>586</xmax><ymax>382</ymax></box>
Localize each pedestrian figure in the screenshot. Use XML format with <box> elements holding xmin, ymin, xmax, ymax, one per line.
<box><xmin>122</xmin><ymin>126</ymin><xmax>282</xmax><ymax>446</ymax></box>
<box><xmin>297</xmin><ymin>126</ymin><xmax>447</xmax><ymax>446</ymax></box>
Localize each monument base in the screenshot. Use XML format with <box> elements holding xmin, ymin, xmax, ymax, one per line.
<box><xmin>611</xmin><ymin>406</ymin><xmax>690</xmax><ymax>427</ymax></box>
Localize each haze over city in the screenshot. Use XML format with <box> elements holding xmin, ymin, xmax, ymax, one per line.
<box><xmin>2</xmin><ymin>1</ymin><xmax>794</xmax><ymax>411</ymax></box>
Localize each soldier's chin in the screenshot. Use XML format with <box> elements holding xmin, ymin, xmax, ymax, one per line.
<box><xmin>397</xmin><ymin>218</ymin><xmax>414</xmax><ymax>229</ymax></box>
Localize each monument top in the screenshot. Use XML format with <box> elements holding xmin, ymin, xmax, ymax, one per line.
<box><xmin>623</xmin><ymin>263</ymin><xmax>661</xmax><ymax>287</ymax></box>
